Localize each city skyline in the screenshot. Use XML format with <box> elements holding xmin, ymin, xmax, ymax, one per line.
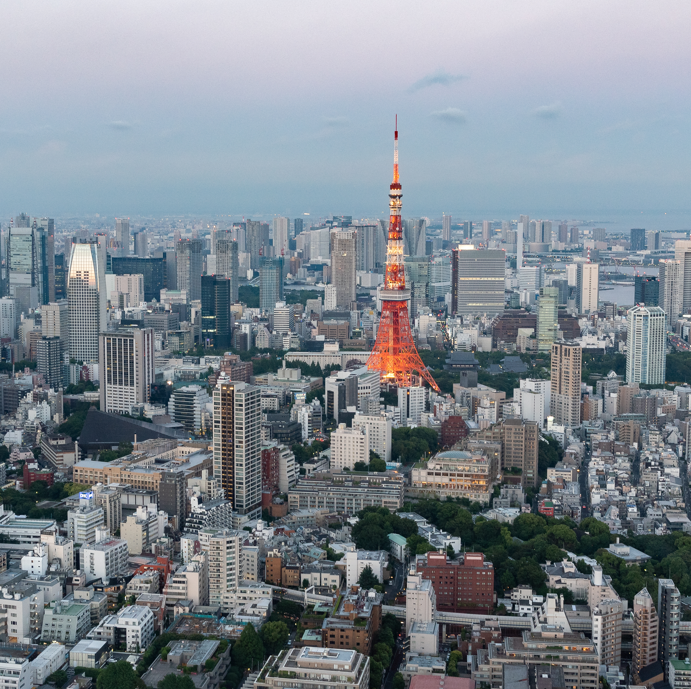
<box><xmin>1</xmin><ymin>2</ymin><xmax>690</xmax><ymax>216</ymax></box>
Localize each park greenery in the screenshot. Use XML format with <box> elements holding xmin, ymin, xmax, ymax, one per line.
<box><xmin>351</xmin><ymin>507</ymin><xmax>418</xmax><ymax>550</ymax></box>
<box><xmin>368</xmin><ymin>613</ymin><xmax>401</xmax><ymax>689</ymax></box>
<box><xmin>391</xmin><ymin>427</ymin><xmax>438</xmax><ymax>464</ymax></box>
<box><xmin>1</xmin><ymin>481</ymin><xmax>89</xmax><ymax>522</ymax></box>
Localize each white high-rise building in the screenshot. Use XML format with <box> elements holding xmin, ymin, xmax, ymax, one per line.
<box><xmin>273</xmin><ymin>302</ymin><xmax>295</xmax><ymax>334</ymax></box>
<box><xmin>272</xmin><ymin>217</ymin><xmax>289</xmax><ymax>257</ymax></box>
<box><xmin>324</xmin><ymin>284</ymin><xmax>337</xmax><ymax>312</ymax></box>
<box><xmin>442</xmin><ymin>214</ymin><xmax>451</xmax><ymax>242</ymax></box>
<box><xmin>659</xmin><ymin>259</ymin><xmax>683</xmax><ymax>326</ymax></box>
<box><xmin>398</xmin><ymin>387</ymin><xmax>426</xmax><ymax>426</ymax></box>
<box><xmin>213</xmin><ymin>378</ymin><xmax>262</xmax><ymax>522</ymax></box>
<box><xmin>406</xmin><ymin>570</ymin><xmax>436</xmax><ymax>634</ymax></box>
<box><xmin>331</xmin><ymin>229</ymin><xmax>357</xmax><ymax>310</ymax></box>
<box><xmin>352</xmin><ymin>412</ymin><xmax>392</xmax><ymax>462</ymax></box>
<box><xmin>675</xmin><ymin>240</ymin><xmax>691</xmax><ymax>314</ymax></box>
<box><xmin>199</xmin><ymin>528</ymin><xmax>243</xmax><ymax>610</ymax></box>
<box><xmin>591</xmin><ymin>598</ymin><xmax>623</xmax><ymax>668</ymax></box>
<box><xmin>68</xmin><ymin>241</ymin><xmax>107</xmax><ymax>365</ymax></box>
<box><xmin>41</xmin><ymin>300</ymin><xmax>69</xmax><ymax>354</ymax></box>
<box><xmin>112</xmin><ymin>274</ymin><xmax>144</xmax><ymax>307</ymax></box>
<box><xmin>79</xmin><ymin>536</ymin><xmax>129</xmax><ymax>583</ymax></box>
<box><xmin>514</xmin><ymin>378</ymin><xmax>551</xmax><ymax>428</ymax></box>
<box><xmin>626</xmin><ymin>305</ymin><xmax>666</xmax><ymax>385</ymax></box>
<box><xmin>115</xmin><ymin>218</ymin><xmax>130</xmax><ymax>256</ymax></box>
<box><xmin>331</xmin><ymin>424</ymin><xmax>369</xmax><ymax>471</ymax></box>
<box><xmin>551</xmin><ymin>342</ymin><xmax>582</xmax><ymax>428</ymax></box>
<box><xmin>0</xmin><ymin>298</ymin><xmax>17</xmax><ymax>339</ymax></box>
<box><xmin>67</xmin><ymin>495</ymin><xmax>105</xmax><ymax>546</ymax></box>
<box><xmin>99</xmin><ymin>328</ymin><xmax>155</xmax><ymax>414</ymax></box>
<box><xmin>577</xmin><ymin>262</ymin><xmax>599</xmax><ymax>314</ymax></box>
<box><xmin>162</xmin><ymin>554</ymin><xmax>208</xmax><ymax>609</ymax></box>
<box><xmin>215</xmin><ymin>239</ymin><xmax>239</xmax><ymax>302</ymax></box>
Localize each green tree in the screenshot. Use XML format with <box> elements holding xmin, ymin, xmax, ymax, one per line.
<box><xmin>232</xmin><ymin>623</ymin><xmax>265</xmax><ymax>670</ymax></box>
<box><xmin>369</xmin><ymin>456</ymin><xmax>386</xmax><ymax>472</ymax></box>
<box><xmin>511</xmin><ymin>513</ymin><xmax>547</xmax><ymax>541</ymax></box>
<box><xmin>157</xmin><ymin>676</ymin><xmax>195</xmax><ymax>689</ymax></box>
<box><xmin>48</xmin><ymin>670</ymin><xmax>68</xmax><ymax>687</ymax></box>
<box><xmin>96</xmin><ymin>661</ymin><xmax>140</xmax><ymax>689</ymax></box>
<box><xmin>259</xmin><ymin>621</ymin><xmax>290</xmax><ymax>655</ymax></box>
<box><xmin>393</xmin><ymin>673</ymin><xmax>405</xmax><ymax>689</ymax></box>
<box><xmin>358</xmin><ymin>565</ymin><xmax>379</xmax><ymax>590</ymax></box>
<box><xmin>369</xmin><ymin>660</ymin><xmax>383</xmax><ymax>689</ymax></box>
<box><xmin>353</xmin><ymin>461</ymin><xmax>369</xmax><ymax>472</ymax></box>
<box><xmin>447</xmin><ymin>651</ymin><xmax>463</xmax><ymax>676</ymax></box>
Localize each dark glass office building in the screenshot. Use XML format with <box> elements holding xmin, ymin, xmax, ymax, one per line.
<box><xmin>111</xmin><ymin>256</ymin><xmax>166</xmax><ymax>301</ymax></box>
<box><xmin>634</xmin><ymin>275</ymin><xmax>659</xmax><ymax>306</ymax></box>
<box><xmin>54</xmin><ymin>254</ymin><xmax>66</xmax><ymax>300</ymax></box>
<box><xmin>201</xmin><ymin>275</ymin><xmax>231</xmax><ymax>350</ymax></box>
<box><xmin>631</xmin><ymin>228</ymin><xmax>646</xmax><ymax>252</ymax></box>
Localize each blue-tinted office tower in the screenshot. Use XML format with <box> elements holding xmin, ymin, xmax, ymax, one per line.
<box><xmin>201</xmin><ymin>275</ymin><xmax>231</xmax><ymax>350</ymax></box>
<box><xmin>260</xmin><ymin>257</ymin><xmax>284</xmax><ymax>314</ymax></box>
<box><xmin>634</xmin><ymin>276</ymin><xmax>659</xmax><ymax>306</ymax></box>
<box><xmin>631</xmin><ymin>228</ymin><xmax>646</xmax><ymax>252</ymax></box>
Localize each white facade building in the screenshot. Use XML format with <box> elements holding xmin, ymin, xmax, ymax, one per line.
<box><xmin>67</xmin><ymin>495</ymin><xmax>105</xmax><ymax>545</ymax></box>
<box><xmin>20</xmin><ymin>544</ymin><xmax>48</xmax><ymax>576</ymax></box>
<box><xmin>0</xmin><ymin>646</ymin><xmax>32</xmax><ymax>689</ymax></box>
<box><xmin>324</xmin><ymin>284</ymin><xmax>337</xmax><ymax>312</ymax></box>
<box><xmin>331</xmin><ymin>424</ymin><xmax>369</xmax><ymax>471</ymax></box>
<box><xmin>626</xmin><ymin>305</ymin><xmax>666</xmax><ymax>385</ymax></box>
<box><xmin>344</xmin><ymin>550</ymin><xmax>387</xmax><ymax>588</ymax></box>
<box><xmin>30</xmin><ymin>644</ymin><xmax>67</xmax><ymax>685</ymax></box>
<box><xmin>577</xmin><ymin>262</ymin><xmax>599</xmax><ymax>314</ymax></box>
<box><xmin>514</xmin><ymin>378</ymin><xmax>551</xmax><ymax>429</ymax></box>
<box><xmin>199</xmin><ymin>528</ymin><xmax>243</xmax><ymax>611</ymax></box>
<box><xmin>398</xmin><ymin>387</ymin><xmax>426</xmax><ymax>426</ymax></box>
<box><xmin>405</xmin><ymin>571</ymin><xmax>437</xmax><ymax>634</ymax></box>
<box><xmin>352</xmin><ymin>413</ymin><xmax>392</xmax><ymax>462</ymax></box>
<box><xmin>87</xmin><ymin>605</ymin><xmax>155</xmax><ymax>653</ymax></box>
<box><xmin>0</xmin><ymin>298</ymin><xmax>17</xmax><ymax>339</ymax></box>
<box><xmin>79</xmin><ymin>537</ymin><xmax>129</xmax><ymax>583</ymax></box>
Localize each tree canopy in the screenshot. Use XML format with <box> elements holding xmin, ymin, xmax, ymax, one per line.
<box><xmin>96</xmin><ymin>661</ymin><xmax>140</xmax><ymax>689</ymax></box>
<box><xmin>231</xmin><ymin>622</ymin><xmax>265</xmax><ymax>670</ymax></box>
<box><xmin>157</xmin><ymin>676</ymin><xmax>195</xmax><ymax>689</ymax></box>
<box><xmin>358</xmin><ymin>565</ymin><xmax>379</xmax><ymax>590</ymax></box>
<box><xmin>351</xmin><ymin>507</ymin><xmax>418</xmax><ymax>550</ymax></box>
<box><xmin>259</xmin><ymin>621</ymin><xmax>290</xmax><ymax>656</ymax></box>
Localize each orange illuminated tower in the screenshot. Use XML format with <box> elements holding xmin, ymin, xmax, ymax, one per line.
<box><xmin>367</xmin><ymin>120</ymin><xmax>439</xmax><ymax>392</ymax></box>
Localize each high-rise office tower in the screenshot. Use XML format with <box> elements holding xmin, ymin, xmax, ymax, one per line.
<box><xmin>551</xmin><ymin>342</ymin><xmax>582</xmax><ymax>427</ymax></box>
<box><xmin>112</xmin><ymin>256</ymin><xmax>166</xmax><ymax>302</ymax></box>
<box><xmin>558</xmin><ymin>223</ymin><xmax>568</xmax><ymax>244</ymax></box>
<box><xmin>592</xmin><ymin>227</ymin><xmax>606</xmax><ymax>242</ymax></box>
<box><xmin>442</xmin><ymin>214</ymin><xmax>451</xmax><ymax>242</ymax></box>
<box><xmin>14</xmin><ymin>213</ymin><xmax>30</xmax><ymax>228</ymax></box>
<box><xmin>634</xmin><ymin>275</ymin><xmax>659</xmax><ymax>306</ymax></box>
<box><xmin>659</xmin><ymin>259</ymin><xmax>683</xmax><ymax>326</ymax></box>
<box><xmin>34</xmin><ymin>218</ymin><xmax>55</xmax><ymax>305</ymax></box>
<box><xmin>482</xmin><ymin>220</ymin><xmax>491</xmax><ymax>243</ymax></box>
<box><xmin>211</xmin><ymin>228</ymin><xmax>232</xmax><ymax>255</ymax></box>
<box><xmin>658</xmin><ymin>579</ymin><xmax>680</xmax><ymax>677</ymax></box>
<box><xmin>675</xmin><ymin>240</ymin><xmax>691</xmax><ymax>313</ymax></box>
<box><xmin>272</xmin><ymin>217</ymin><xmax>289</xmax><ymax>257</ymax></box>
<box><xmin>215</xmin><ymin>239</ymin><xmax>239</xmax><ymax>303</ymax></box>
<box><xmin>293</xmin><ymin>218</ymin><xmax>304</xmax><ymax>237</ymax></box>
<box><xmin>462</xmin><ymin>221</ymin><xmax>472</xmax><ymax>240</ymax></box>
<box><xmin>259</xmin><ymin>257</ymin><xmax>283</xmax><ymax>314</ymax></box>
<box><xmin>633</xmin><ymin>587</ymin><xmax>659</xmax><ymax>681</ymax></box>
<box><xmin>273</xmin><ymin>302</ymin><xmax>295</xmax><ymax>335</ymax></box>
<box><xmin>99</xmin><ymin>328</ymin><xmax>155</xmax><ymax>414</ymax></box>
<box><xmin>0</xmin><ymin>298</ymin><xmax>16</xmax><ymax>339</ymax></box>
<box><xmin>42</xmin><ymin>300</ymin><xmax>69</xmax><ymax>355</ymax></box>
<box><xmin>54</xmin><ymin>254</ymin><xmax>66</xmax><ymax>300</ymax></box>
<box><xmin>592</xmin><ymin>598</ymin><xmax>623</xmax><ymax>669</ymax></box>
<box><xmin>626</xmin><ymin>305</ymin><xmax>666</xmax><ymax>385</ymax></box>
<box><xmin>133</xmin><ymin>230</ymin><xmax>148</xmax><ymax>258</ymax></box>
<box><xmin>201</xmin><ymin>275</ymin><xmax>231</xmax><ymax>350</ymax></box>
<box><xmin>404</xmin><ymin>256</ymin><xmax>430</xmax><ymax>320</ymax></box>
<box><xmin>37</xmin><ymin>336</ymin><xmax>63</xmax><ymax>390</ymax></box>
<box><xmin>212</xmin><ymin>379</ymin><xmax>261</xmax><ymax>520</ymax></box>
<box><xmin>403</xmin><ymin>219</ymin><xmax>426</xmax><ymax>256</ymax></box>
<box><xmin>324</xmin><ymin>284</ymin><xmax>337</xmax><ymax>312</ymax></box>
<box><xmin>451</xmin><ymin>248</ymin><xmax>505</xmax><ymax>316</ymax></box>
<box><xmin>576</xmin><ymin>262</ymin><xmax>599</xmax><ymax>313</ymax></box>
<box><xmin>246</xmin><ymin>221</ymin><xmax>269</xmax><ymax>271</ymax></box>
<box><xmin>355</xmin><ymin>224</ymin><xmax>382</xmax><ymax>272</ymax></box>
<box><xmin>199</xmin><ymin>528</ymin><xmax>243</xmax><ymax>607</ymax></box>
<box><xmin>176</xmin><ymin>238</ymin><xmax>203</xmax><ymax>301</ymax></box>
<box><xmin>7</xmin><ymin>221</ymin><xmax>53</xmax><ymax>313</ymax></box>
<box><xmin>516</xmin><ymin>221</ymin><xmax>524</xmax><ymax>269</ymax></box>
<box><xmin>68</xmin><ymin>241</ymin><xmax>107</xmax><ymax>364</ymax></box>
<box><xmin>570</xmin><ymin>226</ymin><xmax>579</xmax><ymax>245</ymax></box>
<box><xmin>115</xmin><ymin>218</ymin><xmax>130</xmax><ymax>256</ymax></box>
<box><xmin>646</xmin><ymin>230</ymin><xmax>661</xmax><ymax>251</ymax></box>
<box><xmin>537</xmin><ymin>286</ymin><xmax>559</xmax><ymax>352</ymax></box>
<box><xmin>631</xmin><ymin>227</ymin><xmax>646</xmax><ymax>252</ymax></box>
<box><xmin>331</xmin><ymin>229</ymin><xmax>357</xmax><ymax>310</ymax></box>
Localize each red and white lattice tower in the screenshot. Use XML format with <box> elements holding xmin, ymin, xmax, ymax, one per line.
<box><xmin>366</xmin><ymin>119</ymin><xmax>439</xmax><ymax>392</ymax></box>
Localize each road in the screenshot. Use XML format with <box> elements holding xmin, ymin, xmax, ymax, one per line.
<box><xmin>384</xmin><ymin>561</ymin><xmax>405</xmax><ymax>603</ymax></box>
<box><xmin>382</xmin><ymin>642</ymin><xmax>404</xmax><ymax>689</ymax></box>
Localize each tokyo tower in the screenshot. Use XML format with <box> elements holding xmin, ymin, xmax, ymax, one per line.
<box><xmin>366</xmin><ymin>119</ymin><xmax>440</xmax><ymax>393</ymax></box>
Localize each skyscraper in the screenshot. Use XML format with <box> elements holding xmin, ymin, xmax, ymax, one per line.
<box><xmin>42</xmin><ymin>300</ymin><xmax>69</xmax><ymax>355</ymax></box>
<box><xmin>272</xmin><ymin>217</ymin><xmax>289</xmax><ymax>257</ymax></box>
<box><xmin>631</xmin><ymin>227</ymin><xmax>646</xmax><ymax>252</ymax></box>
<box><xmin>659</xmin><ymin>259</ymin><xmax>683</xmax><ymax>326</ymax></box>
<box><xmin>647</xmin><ymin>230</ymin><xmax>661</xmax><ymax>251</ymax></box>
<box><xmin>115</xmin><ymin>218</ymin><xmax>130</xmax><ymax>256</ymax></box>
<box><xmin>355</xmin><ymin>224</ymin><xmax>383</xmax><ymax>272</ymax></box>
<box><xmin>451</xmin><ymin>248</ymin><xmax>505</xmax><ymax>317</ymax></box>
<box><xmin>570</xmin><ymin>226</ymin><xmax>579</xmax><ymax>245</ymax></box>
<box><xmin>501</xmin><ymin>418</ymin><xmax>539</xmax><ymax>487</ymax></box>
<box><xmin>442</xmin><ymin>214</ymin><xmax>451</xmax><ymax>242</ymax></box>
<box><xmin>68</xmin><ymin>241</ymin><xmax>107</xmax><ymax>364</ymax></box>
<box><xmin>551</xmin><ymin>342</ymin><xmax>582</xmax><ymax>427</ymax></box>
<box><xmin>111</xmin><ymin>257</ymin><xmax>166</xmax><ymax>302</ymax></box>
<box><xmin>212</xmin><ymin>379</ymin><xmax>261</xmax><ymax>521</ymax></box>
<box><xmin>626</xmin><ymin>304</ymin><xmax>666</xmax><ymax>385</ymax></box>
<box><xmin>633</xmin><ymin>587</ymin><xmax>658</xmax><ymax>681</ymax></box>
<box><xmin>133</xmin><ymin>230</ymin><xmax>148</xmax><ymax>258</ymax></box>
<box><xmin>403</xmin><ymin>219</ymin><xmax>426</xmax><ymax>256</ymax></box>
<box><xmin>331</xmin><ymin>229</ymin><xmax>357</xmax><ymax>310</ymax></box>
<box><xmin>259</xmin><ymin>257</ymin><xmax>283</xmax><ymax>314</ymax></box>
<box><xmin>54</xmin><ymin>254</ymin><xmax>66</xmax><ymax>300</ymax></box>
<box><xmin>99</xmin><ymin>328</ymin><xmax>155</xmax><ymax>413</ymax></box>
<box><xmin>462</xmin><ymin>221</ymin><xmax>472</xmax><ymax>240</ymax></box>
<box><xmin>634</xmin><ymin>275</ymin><xmax>659</xmax><ymax>305</ymax></box>
<box><xmin>293</xmin><ymin>218</ymin><xmax>304</xmax><ymax>237</ymax></box>
<box><xmin>0</xmin><ymin>298</ymin><xmax>16</xmax><ymax>339</ymax></box>
<box><xmin>246</xmin><ymin>221</ymin><xmax>270</xmax><ymax>271</ymax></box>
<box><xmin>674</xmin><ymin>240</ymin><xmax>691</xmax><ymax>313</ymax></box>
<box><xmin>176</xmin><ymin>239</ymin><xmax>203</xmax><ymax>301</ymax></box>
<box><xmin>482</xmin><ymin>220</ymin><xmax>491</xmax><ymax>243</ymax></box>
<box><xmin>558</xmin><ymin>223</ymin><xmax>568</xmax><ymax>244</ymax></box>
<box><xmin>404</xmin><ymin>256</ymin><xmax>430</xmax><ymax>320</ymax></box>
<box><xmin>658</xmin><ymin>579</ymin><xmax>680</xmax><ymax>677</ymax></box>
<box><xmin>199</xmin><ymin>528</ymin><xmax>243</xmax><ymax>607</ymax></box>
<box><xmin>576</xmin><ymin>262</ymin><xmax>599</xmax><ymax>314</ymax></box>
<box><xmin>36</xmin><ymin>336</ymin><xmax>63</xmax><ymax>390</ymax></box>
<box><xmin>592</xmin><ymin>598</ymin><xmax>623</xmax><ymax>669</ymax></box>
<box><xmin>536</xmin><ymin>286</ymin><xmax>559</xmax><ymax>352</ymax></box>
<box><xmin>201</xmin><ymin>275</ymin><xmax>231</xmax><ymax>350</ymax></box>
<box><xmin>215</xmin><ymin>239</ymin><xmax>239</xmax><ymax>303</ymax></box>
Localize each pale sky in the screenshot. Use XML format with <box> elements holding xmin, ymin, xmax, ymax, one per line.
<box><xmin>1</xmin><ymin>1</ymin><xmax>690</xmax><ymax>219</ymax></box>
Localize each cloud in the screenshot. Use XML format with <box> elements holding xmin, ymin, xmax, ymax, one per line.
<box><xmin>533</xmin><ymin>102</ymin><xmax>563</xmax><ymax>119</ymax></box>
<box><xmin>107</xmin><ymin>120</ymin><xmax>133</xmax><ymax>130</ymax></box>
<box><xmin>431</xmin><ymin>108</ymin><xmax>467</xmax><ymax>124</ymax></box>
<box><xmin>409</xmin><ymin>69</ymin><xmax>466</xmax><ymax>92</ymax></box>
<box><xmin>323</xmin><ymin>116</ymin><xmax>349</xmax><ymax>127</ymax></box>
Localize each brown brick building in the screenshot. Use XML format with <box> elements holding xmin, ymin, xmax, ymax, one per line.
<box><xmin>265</xmin><ymin>552</ymin><xmax>283</xmax><ymax>585</ymax></box>
<box><xmin>322</xmin><ymin>587</ymin><xmax>382</xmax><ymax>654</ymax></box>
<box><xmin>282</xmin><ymin>564</ymin><xmax>301</xmax><ymax>588</ymax></box>
<box><xmin>262</xmin><ymin>446</ymin><xmax>280</xmax><ymax>494</ymax></box>
<box><xmin>416</xmin><ymin>551</ymin><xmax>495</xmax><ymax>614</ymax></box>
<box><xmin>440</xmin><ymin>416</ymin><xmax>469</xmax><ymax>449</ymax></box>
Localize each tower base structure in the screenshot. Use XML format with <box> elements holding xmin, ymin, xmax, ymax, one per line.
<box><xmin>367</xmin><ymin>295</ymin><xmax>440</xmax><ymax>392</ymax></box>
